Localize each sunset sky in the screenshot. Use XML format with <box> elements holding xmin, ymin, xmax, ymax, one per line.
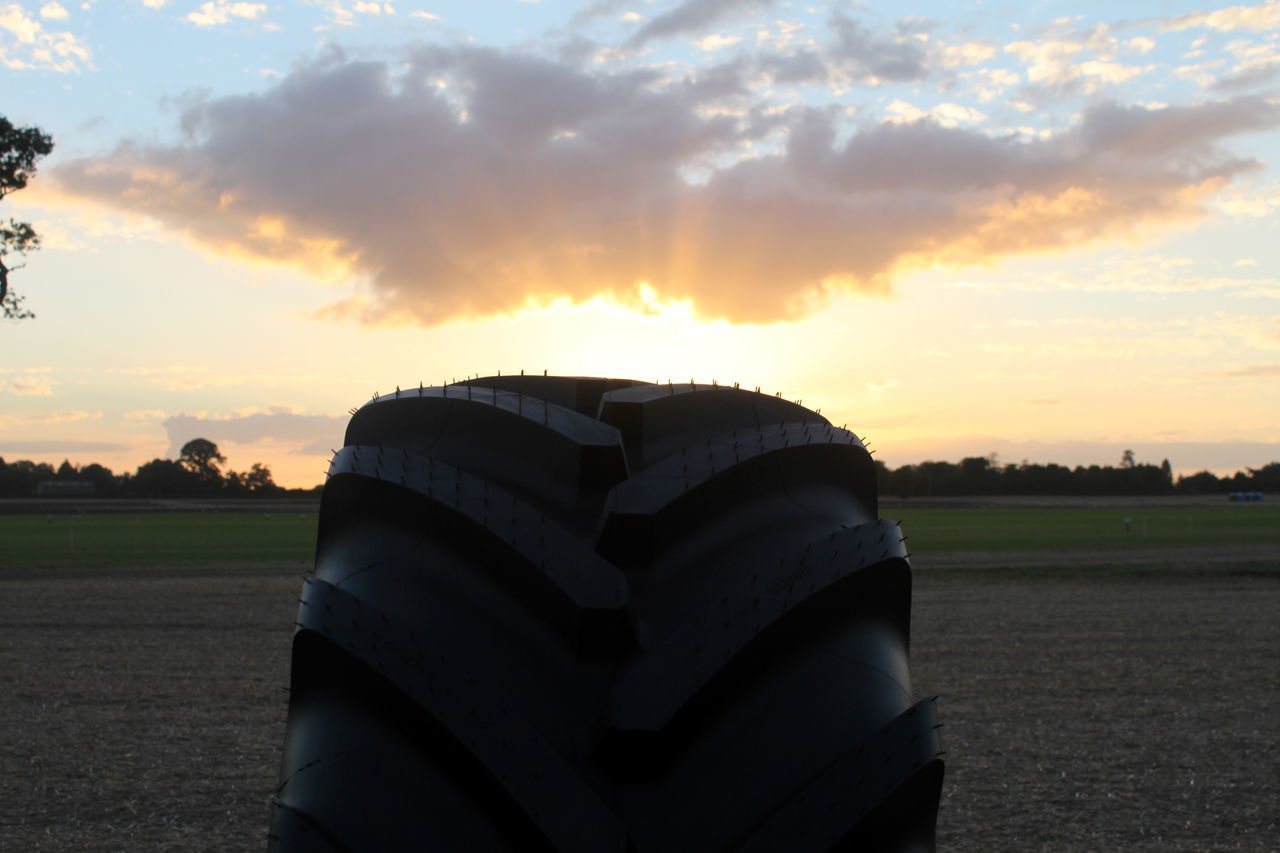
<box><xmin>2</xmin><ymin>0</ymin><xmax>1278</xmax><ymax>488</ymax></box>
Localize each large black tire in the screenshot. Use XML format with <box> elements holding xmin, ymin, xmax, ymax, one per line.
<box><xmin>269</xmin><ymin>376</ymin><xmax>943</xmax><ymax>852</ymax></box>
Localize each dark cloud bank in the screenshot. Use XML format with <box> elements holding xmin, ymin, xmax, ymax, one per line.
<box><xmin>53</xmin><ymin>42</ymin><xmax>1280</xmax><ymax>325</ymax></box>
<box><xmin>163</xmin><ymin>411</ymin><xmax>345</xmax><ymax>458</ymax></box>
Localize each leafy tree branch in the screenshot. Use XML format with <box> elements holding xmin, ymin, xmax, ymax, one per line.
<box><xmin>1</xmin><ymin>116</ymin><xmax>54</xmax><ymax>321</ymax></box>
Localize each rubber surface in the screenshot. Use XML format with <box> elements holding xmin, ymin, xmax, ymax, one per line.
<box><xmin>269</xmin><ymin>376</ymin><xmax>943</xmax><ymax>852</ymax></box>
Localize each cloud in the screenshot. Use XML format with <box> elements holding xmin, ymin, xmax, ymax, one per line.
<box><xmin>1211</xmin><ymin>181</ymin><xmax>1280</xmax><ymax>217</ymax></box>
<box><xmin>152</xmin><ymin>375</ymin><xmax>244</xmax><ymax>391</ymax></box>
<box><xmin>114</xmin><ymin>364</ymin><xmax>239</xmax><ymax>390</ymax></box>
<box><xmin>0</xmin><ymin>440</ymin><xmax>132</xmax><ymax>454</ymax></box>
<box><xmin>162</xmin><ymin>410</ymin><xmax>347</xmax><ymax>458</ymax></box>
<box><xmin>629</xmin><ymin>0</ymin><xmax>775</xmax><ymax>47</ymax></box>
<box><xmin>939</xmin><ymin>40</ymin><xmax>998</xmax><ymax>67</ymax></box>
<box><xmin>1209</xmin><ymin>40</ymin><xmax>1280</xmax><ymax>92</ymax></box>
<box><xmin>185</xmin><ymin>0</ymin><xmax>266</xmax><ymax>27</ymax></box>
<box><xmin>1217</xmin><ymin>363</ymin><xmax>1280</xmax><ymax>378</ymax></box>
<box><xmin>1163</xmin><ymin>1</ymin><xmax>1280</xmax><ymax>32</ymax></box>
<box><xmin>1200</xmin><ymin>313</ymin><xmax>1280</xmax><ymax>350</ymax></box>
<box><xmin>694</xmin><ymin>33</ymin><xmax>741</xmax><ymax>51</ymax></box>
<box><xmin>0</xmin><ymin>410</ymin><xmax>101</xmax><ymax>426</ymax></box>
<box><xmin>827</xmin><ymin>11</ymin><xmax>928</xmax><ymax>82</ymax></box>
<box><xmin>569</xmin><ymin>0</ymin><xmax>634</xmax><ymax>28</ymax></box>
<box><xmin>571</xmin><ymin>0</ymin><xmax>628</xmax><ymax>23</ymax></box>
<box><xmin>0</xmin><ymin>1</ymin><xmax>91</xmax><ymax>71</ymax></box>
<box><xmin>118</xmin><ymin>365</ymin><xmax>209</xmax><ymax>374</ymax></box>
<box><xmin>1234</xmin><ymin>286</ymin><xmax>1280</xmax><ymax>299</ymax></box>
<box><xmin>8</xmin><ymin>376</ymin><xmax>57</xmax><ymax>396</ymax></box>
<box><xmin>1025</xmin><ymin>255</ymin><xmax>1278</xmax><ymax>294</ymax></box>
<box><xmin>50</xmin><ymin>48</ymin><xmax>1280</xmax><ymax>326</ymax></box>
<box><xmin>1006</xmin><ymin>35</ymin><xmax>1152</xmax><ymax>98</ymax></box>
<box><xmin>886</xmin><ymin>100</ymin><xmax>987</xmax><ymax>127</ymax></box>
<box><xmin>1211</xmin><ymin>62</ymin><xmax>1280</xmax><ymax>92</ymax></box>
<box><xmin>39</xmin><ymin>2</ymin><xmax>68</xmax><ymax>20</ymax></box>
<box><xmin>754</xmin><ymin>48</ymin><xmax>827</xmax><ymax>85</ymax></box>
<box><xmin>313</xmin><ymin>0</ymin><xmax>355</xmax><ymax>27</ymax></box>
<box><xmin>1125</xmin><ymin>36</ymin><xmax>1156</xmax><ymax>54</ymax></box>
<box><xmin>961</xmin><ymin>67</ymin><xmax>1021</xmax><ymax>102</ymax></box>
<box><xmin>1175</xmin><ymin>58</ymin><xmax>1227</xmax><ymax>86</ymax></box>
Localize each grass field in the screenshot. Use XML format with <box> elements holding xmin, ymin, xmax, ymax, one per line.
<box><xmin>894</xmin><ymin>505</ymin><xmax>1280</xmax><ymax>553</ymax></box>
<box><xmin>2</xmin><ymin>506</ymin><xmax>1278</xmax><ymax>569</ymax></box>
<box><xmin>0</xmin><ymin>512</ymin><xmax>318</xmax><ymax>568</ymax></box>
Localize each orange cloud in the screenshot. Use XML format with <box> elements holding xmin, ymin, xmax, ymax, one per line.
<box><xmin>0</xmin><ymin>410</ymin><xmax>101</xmax><ymax>426</ymax></box>
<box><xmin>7</xmin><ymin>376</ymin><xmax>57</xmax><ymax>396</ymax></box>
<box><xmin>50</xmin><ymin>49</ymin><xmax>1280</xmax><ymax>326</ymax></box>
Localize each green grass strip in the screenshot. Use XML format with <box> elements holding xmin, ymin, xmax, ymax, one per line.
<box><xmin>2</xmin><ymin>505</ymin><xmax>1277</xmax><ymax>569</ymax></box>
<box><xmin>0</xmin><ymin>512</ymin><xmax>319</xmax><ymax>568</ymax></box>
<box><xmin>892</xmin><ymin>506</ymin><xmax>1280</xmax><ymax>553</ymax></box>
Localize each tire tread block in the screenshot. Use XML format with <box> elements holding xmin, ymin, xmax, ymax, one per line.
<box><xmin>610</xmin><ymin>520</ymin><xmax>908</xmax><ymax>732</ymax></box>
<box><xmin>736</xmin><ymin>697</ymin><xmax>943</xmax><ymax>853</ymax></box>
<box><xmin>297</xmin><ymin>578</ymin><xmax>629</xmax><ymax>853</ymax></box>
<box><xmin>327</xmin><ymin>445</ymin><xmax>628</xmax><ymax>612</ymax></box>
<box><xmin>597</xmin><ymin>425</ymin><xmax>876</xmax><ymax>573</ymax></box>
<box><xmin>599</xmin><ymin>384</ymin><xmax>829</xmax><ymax>470</ymax></box>
<box><xmin>355</xmin><ymin>385</ymin><xmax>625</xmax><ymax>448</ymax></box>
<box><xmin>269</xmin><ymin>799</ymin><xmax>353</xmax><ymax>852</ymax></box>
<box><xmin>460</xmin><ymin>375</ymin><xmax>649</xmax><ymax>416</ymax></box>
<box><xmin>347</xmin><ymin>387</ymin><xmax>629</xmax><ymax>526</ymax></box>
<box><xmin>604</xmin><ymin>423</ymin><xmax>869</xmax><ymax>518</ymax></box>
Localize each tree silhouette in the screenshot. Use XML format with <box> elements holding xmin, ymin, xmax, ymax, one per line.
<box><xmin>1</xmin><ymin>116</ymin><xmax>54</xmax><ymax>321</ymax></box>
<box><xmin>179</xmin><ymin>438</ymin><xmax>227</xmax><ymax>490</ymax></box>
<box><xmin>133</xmin><ymin>459</ymin><xmax>199</xmax><ymax>497</ymax></box>
<box><xmin>243</xmin><ymin>462</ymin><xmax>278</xmax><ymax>493</ymax></box>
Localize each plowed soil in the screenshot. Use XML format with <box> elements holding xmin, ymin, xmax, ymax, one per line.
<box><xmin>1</xmin><ymin>561</ymin><xmax>1275</xmax><ymax>851</ymax></box>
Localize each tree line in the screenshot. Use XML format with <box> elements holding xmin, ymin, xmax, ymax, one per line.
<box><xmin>2</xmin><ymin>442</ymin><xmax>1275</xmax><ymax>499</ymax></box>
<box><xmin>0</xmin><ymin>439</ymin><xmax>313</xmax><ymax>498</ymax></box>
<box><xmin>875</xmin><ymin>453</ymin><xmax>1279</xmax><ymax>498</ymax></box>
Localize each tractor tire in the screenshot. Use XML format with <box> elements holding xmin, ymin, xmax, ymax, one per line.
<box><xmin>269</xmin><ymin>375</ymin><xmax>943</xmax><ymax>852</ymax></box>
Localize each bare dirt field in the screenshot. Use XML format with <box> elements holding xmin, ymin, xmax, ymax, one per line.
<box><xmin>880</xmin><ymin>495</ymin><xmax>1272</xmax><ymax>510</ymax></box>
<box><xmin>1</xmin><ymin>561</ymin><xmax>1276</xmax><ymax>852</ymax></box>
<box><xmin>911</xmin><ymin>569</ymin><xmax>1278</xmax><ymax>852</ymax></box>
<box><xmin>912</xmin><ymin>543</ymin><xmax>1280</xmax><ymax>573</ymax></box>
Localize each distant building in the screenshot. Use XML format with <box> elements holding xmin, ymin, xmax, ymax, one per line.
<box><xmin>1228</xmin><ymin>492</ymin><xmax>1265</xmax><ymax>502</ymax></box>
<box><xmin>35</xmin><ymin>480</ymin><xmax>96</xmax><ymax>497</ymax></box>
